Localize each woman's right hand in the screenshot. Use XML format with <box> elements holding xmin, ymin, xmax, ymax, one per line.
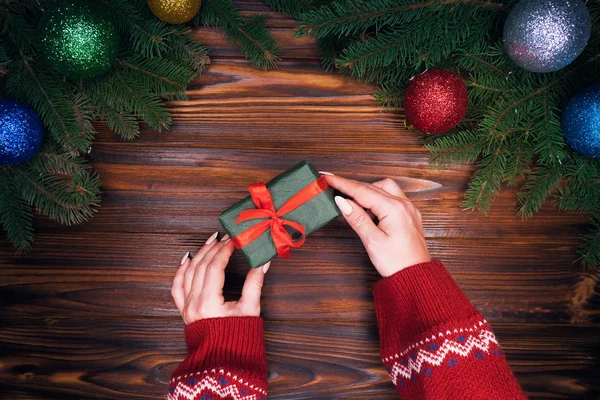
<box><xmin>322</xmin><ymin>174</ymin><xmax>430</xmax><ymax>278</ymax></box>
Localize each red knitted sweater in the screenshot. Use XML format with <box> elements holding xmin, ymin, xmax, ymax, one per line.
<box><xmin>168</xmin><ymin>260</ymin><xmax>526</xmax><ymax>399</ymax></box>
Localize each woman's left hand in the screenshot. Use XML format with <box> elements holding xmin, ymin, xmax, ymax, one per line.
<box><xmin>171</xmin><ymin>232</ymin><xmax>269</xmax><ymax>325</ymax></box>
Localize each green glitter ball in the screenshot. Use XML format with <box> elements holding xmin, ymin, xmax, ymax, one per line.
<box><xmin>38</xmin><ymin>1</ymin><xmax>119</xmax><ymax>79</ymax></box>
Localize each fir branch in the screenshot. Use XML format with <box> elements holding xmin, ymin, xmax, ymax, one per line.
<box><xmin>316</xmin><ymin>33</ymin><xmax>360</xmax><ymax>72</ymax></box>
<box><xmin>502</xmin><ymin>125</ymin><xmax>534</xmax><ymax>185</ymax></box>
<box><xmin>129</xmin><ymin>19</ymin><xmax>173</xmax><ymax>58</ymax></box>
<box><xmin>0</xmin><ymin>43</ymin><xmax>7</xmax><ymax>76</ymax></box>
<box><xmin>110</xmin><ymin>69</ymin><xmax>171</xmax><ymax>132</ymax></box>
<box><xmin>265</xmin><ymin>0</ymin><xmax>322</xmax><ymax>18</ymax></box>
<box><xmin>556</xmin><ymin>184</ymin><xmax>600</xmax><ymax>214</ymax></box>
<box><xmin>84</xmin><ymin>82</ymin><xmax>141</xmax><ymax>140</ymax></box>
<box><xmin>0</xmin><ymin>0</ymin><xmax>55</xmax><ymax>14</ymax></box>
<box><xmin>359</xmin><ymin>62</ymin><xmax>415</xmax><ymax>85</ymax></box>
<box><xmin>197</xmin><ymin>0</ymin><xmax>240</xmax><ymax>26</ymax></box>
<box><xmin>374</xmin><ymin>80</ymin><xmax>408</xmax><ymax>109</ymax></box>
<box><xmin>0</xmin><ymin>41</ymin><xmax>8</xmax><ymax>63</ymax></box>
<box><xmin>462</xmin><ymin>134</ymin><xmax>509</xmax><ymax>213</ymax></box>
<box><xmin>427</xmin><ymin>129</ymin><xmax>487</xmax><ymax>166</ymax></box>
<box><xmin>458</xmin><ymin>48</ymin><xmax>508</xmax><ymax>75</ymax></box>
<box><xmin>12</xmin><ymin>164</ymin><xmax>99</xmax><ymax>225</ymax></box>
<box><xmin>335</xmin><ymin>27</ymin><xmax>414</xmax><ymax>75</ymax></box>
<box><xmin>578</xmin><ymin>215</ymin><xmax>600</xmax><ymax>267</ymax></box>
<box><xmin>104</xmin><ymin>110</ymin><xmax>140</xmax><ymax>140</ymax></box>
<box><xmin>0</xmin><ymin>166</ymin><xmax>34</xmax><ymax>253</ymax></box>
<box><xmin>167</xmin><ymin>26</ymin><xmax>210</xmax><ymax>73</ymax></box>
<box><xmin>100</xmin><ymin>0</ymin><xmax>172</xmax><ymax>58</ymax></box>
<box><xmin>0</xmin><ymin>8</ymin><xmax>39</xmax><ymax>54</ymax></box>
<box><xmin>198</xmin><ymin>0</ymin><xmax>279</xmax><ymax>69</ymax></box>
<box><xmin>564</xmin><ymin>154</ymin><xmax>600</xmax><ymax>186</ymax></box>
<box><xmin>26</xmin><ymin>143</ymin><xmax>92</xmax><ymax>178</ymax></box>
<box><xmin>297</xmin><ymin>0</ymin><xmax>504</xmax><ymax>38</ymax></box>
<box><xmin>116</xmin><ymin>55</ymin><xmax>192</xmax><ymax>101</ymax></box>
<box><xmin>234</xmin><ymin>14</ymin><xmax>280</xmax><ymax>69</ymax></box>
<box><xmin>469</xmin><ymin>82</ymin><xmax>515</xmax><ymax>93</ymax></box>
<box><xmin>317</xmin><ymin>35</ymin><xmax>339</xmax><ymax>71</ymax></box>
<box><xmin>516</xmin><ymin>164</ymin><xmax>564</xmax><ymax>218</ymax></box>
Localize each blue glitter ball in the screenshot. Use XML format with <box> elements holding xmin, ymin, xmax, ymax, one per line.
<box><xmin>562</xmin><ymin>85</ymin><xmax>600</xmax><ymax>158</ymax></box>
<box><xmin>503</xmin><ymin>0</ymin><xmax>591</xmax><ymax>73</ymax></box>
<box><xmin>0</xmin><ymin>100</ymin><xmax>45</xmax><ymax>164</ymax></box>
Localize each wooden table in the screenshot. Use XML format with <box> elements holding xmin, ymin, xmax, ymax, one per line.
<box><xmin>1</xmin><ymin>2</ymin><xmax>599</xmax><ymax>399</ymax></box>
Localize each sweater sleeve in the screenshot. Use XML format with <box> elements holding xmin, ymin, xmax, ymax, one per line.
<box><xmin>167</xmin><ymin>316</ymin><xmax>268</xmax><ymax>400</ymax></box>
<box><xmin>373</xmin><ymin>259</ymin><xmax>526</xmax><ymax>399</ymax></box>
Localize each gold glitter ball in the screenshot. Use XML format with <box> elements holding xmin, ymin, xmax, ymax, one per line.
<box><xmin>147</xmin><ymin>0</ymin><xmax>201</xmax><ymax>24</ymax></box>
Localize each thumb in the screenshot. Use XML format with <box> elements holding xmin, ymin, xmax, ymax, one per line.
<box><xmin>239</xmin><ymin>263</ymin><xmax>268</xmax><ymax>312</ymax></box>
<box><xmin>335</xmin><ymin>196</ymin><xmax>385</xmax><ymax>247</ymax></box>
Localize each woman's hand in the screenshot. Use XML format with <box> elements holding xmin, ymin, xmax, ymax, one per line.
<box><xmin>171</xmin><ymin>232</ymin><xmax>269</xmax><ymax>324</ymax></box>
<box><xmin>323</xmin><ymin>174</ymin><xmax>430</xmax><ymax>278</ymax></box>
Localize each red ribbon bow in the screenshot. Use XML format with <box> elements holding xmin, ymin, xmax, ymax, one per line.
<box><xmin>231</xmin><ymin>176</ymin><xmax>329</xmax><ymax>258</ymax></box>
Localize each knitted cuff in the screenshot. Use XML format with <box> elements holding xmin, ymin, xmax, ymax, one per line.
<box><xmin>373</xmin><ymin>259</ymin><xmax>481</xmax><ymax>354</ymax></box>
<box><xmin>177</xmin><ymin>316</ymin><xmax>267</xmax><ymax>381</ymax></box>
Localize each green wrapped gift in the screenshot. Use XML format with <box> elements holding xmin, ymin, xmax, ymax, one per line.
<box><xmin>219</xmin><ymin>161</ymin><xmax>340</xmax><ymax>268</ymax></box>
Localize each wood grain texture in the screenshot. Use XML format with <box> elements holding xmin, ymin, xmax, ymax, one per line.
<box><xmin>1</xmin><ymin>1</ymin><xmax>599</xmax><ymax>398</ymax></box>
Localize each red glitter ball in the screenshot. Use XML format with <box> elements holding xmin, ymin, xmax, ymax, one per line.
<box><xmin>404</xmin><ymin>69</ymin><xmax>468</xmax><ymax>134</ymax></box>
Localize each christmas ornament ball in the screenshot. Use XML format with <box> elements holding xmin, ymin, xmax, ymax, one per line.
<box><xmin>562</xmin><ymin>85</ymin><xmax>600</xmax><ymax>158</ymax></box>
<box><xmin>147</xmin><ymin>0</ymin><xmax>201</xmax><ymax>24</ymax></box>
<box><xmin>503</xmin><ymin>0</ymin><xmax>591</xmax><ymax>73</ymax></box>
<box><xmin>404</xmin><ymin>69</ymin><xmax>468</xmax><ymax>134</ymax></box>
<box><xmin>38</xmin><ymin>1</ymin><xmax>119</xmax><ymax>79</ymax></box>
<box><xmin>0</xmin><ymin>100</ymin><xmax>44</xmax><ymax>165</ymax></box>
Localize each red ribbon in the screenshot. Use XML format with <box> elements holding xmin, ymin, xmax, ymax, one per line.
<box><xmin>232</xmin><ymin>176</ymin><xmax>329</xmax><ymax>258</ymax></box>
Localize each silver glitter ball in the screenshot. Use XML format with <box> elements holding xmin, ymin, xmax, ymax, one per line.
<box><xmin>503</xmin><ymin>0</ymin><xmax>591</xmax><ymax>73</ymax></box>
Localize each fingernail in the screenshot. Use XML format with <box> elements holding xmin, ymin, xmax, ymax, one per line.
<box><xmin>262</xmin><ymin>261</ymin><xmax>271</xmax><ymax>274</ymax></box>
<box><xmin>221</xmin><ymin>234</ymin><xmax>230</xmax><ymax>242</ymax></box>
<box><xmin>335</xmin><ymin>196</ymin><xmax>353</xmax><ymax>215</ymax></box>
<box><xmin>180</xmin><ymin>252</ymin><xmax>190</xmax><ymax>265</ymax></box>
<box><xmin>206</xmin><ymin>231</ymin><xmax>219</xmax><ymax>245</ymax></box>
<box><xmin>319</xmin><ymin>171</ymin><xmax>334</xmax><ymax>176</ymax></box>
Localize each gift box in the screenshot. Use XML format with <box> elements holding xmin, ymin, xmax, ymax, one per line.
<box><xmin>219</xmin><ymin>161</ymin><xmax>340</xmax><ymax>268</ymax></box>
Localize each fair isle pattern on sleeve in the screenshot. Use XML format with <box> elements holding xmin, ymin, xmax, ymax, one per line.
<box><xmin>168</xmin><ymin>368</ymin><xmax>267</xmax><ymax>400</ymax></box>
<box><xmin>382</xmin><ymin>319</ymin><xmax>500</xmax><ymax>386</ymax></box>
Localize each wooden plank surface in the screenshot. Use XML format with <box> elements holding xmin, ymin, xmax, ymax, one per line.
<box><xmin>1</xmin><ymin>2</ymin><xmax>599</xmax><ymax>399</ymax></box>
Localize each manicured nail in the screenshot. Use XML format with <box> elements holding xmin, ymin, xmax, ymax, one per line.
<box><xmin>180</xmin><ymin>252</ymin><xmax>190</xmax><ymax>265</ymax></box>
<box><xmin>262</xmin><ymin>261</ymin><xmax>271</xmax><ymax>274</ymax></box>
<box><xmin>206</xmin><ymin>231</ymin><xmax>219</xmax><ymax>245</ymax></box>
<box><xmin>335</xmin><ymin>196</ymin><xmax>353</xmax><ymax>215</ymax></box>
<box><xmin>221</xmin><ymin>234</ymin><xmax>230</xmax><ymax>242</ymax></box>
<box><xmin>319</xmin><ymin>171</ymin><xmax>334</xmax><ymax>176</ymax></box>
